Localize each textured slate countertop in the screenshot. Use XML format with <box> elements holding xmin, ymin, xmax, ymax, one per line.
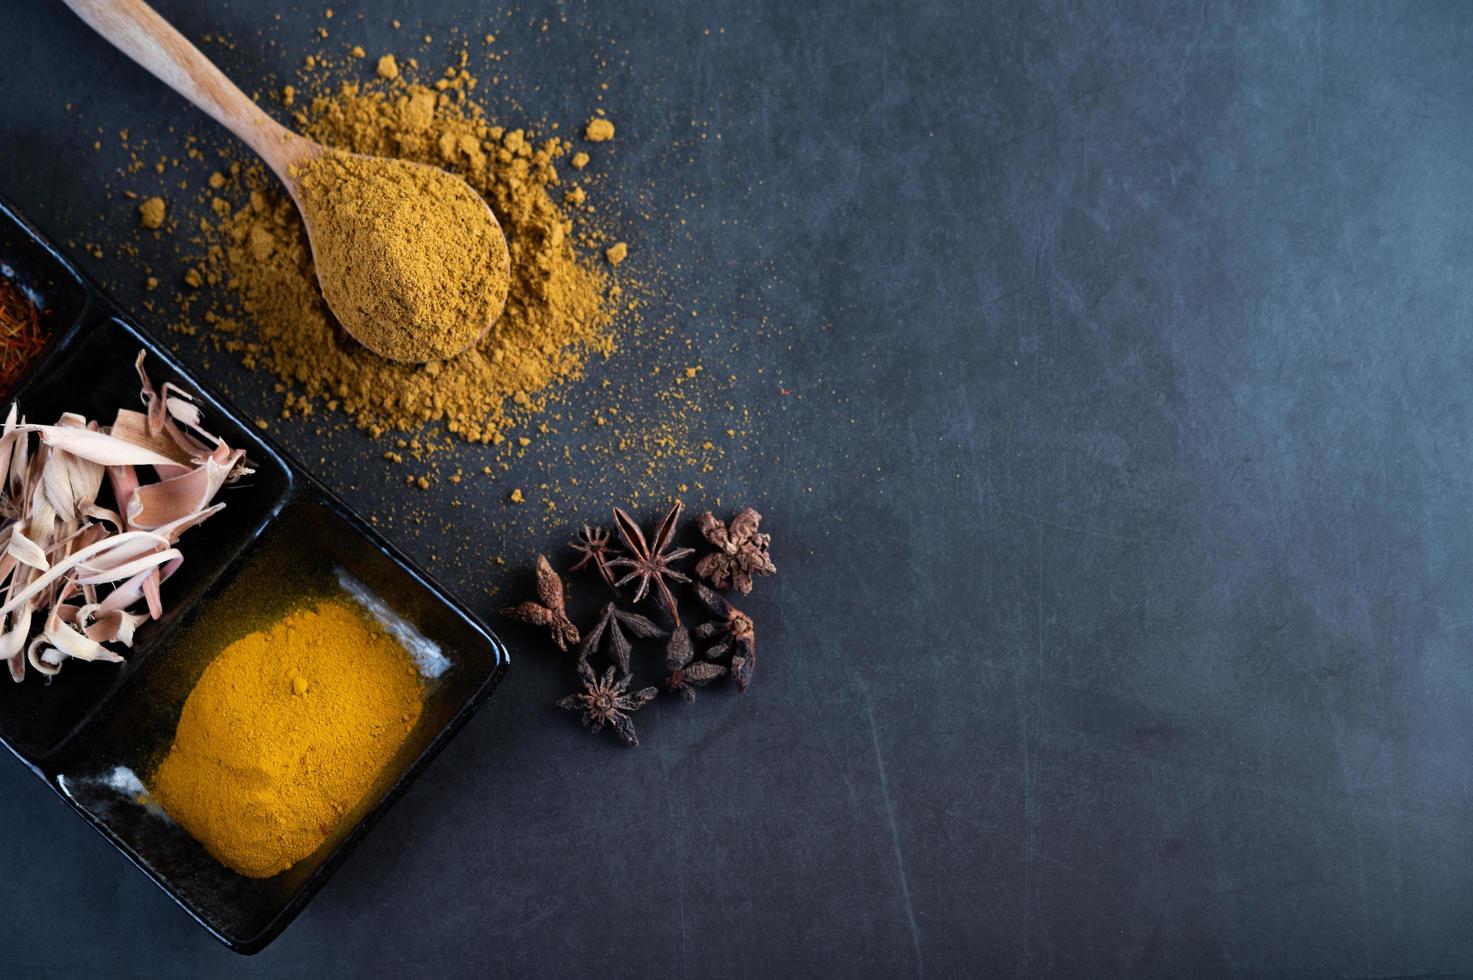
<box><xmin>2</xmin><ymin>1</ymin><xmax>1472</xmax><ymax>976</ymax></box>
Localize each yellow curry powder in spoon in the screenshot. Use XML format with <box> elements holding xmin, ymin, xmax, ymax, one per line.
<box><xmin>293</xmin><ymin>150</ymin><xmax>510</xmax><ymax>362</ymax></box>
<box><xmin>185</xmin><ymin>73</ymin><xmax>616</xmax><ymax>443</ymax></box>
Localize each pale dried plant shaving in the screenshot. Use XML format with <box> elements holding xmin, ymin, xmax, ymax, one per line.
<box><xmin>0</xmin><ymin>351</ymin><xmax>247</xmax><ymax>683</ymax></box>
<box><xmin>109</xmin><ymin>410</ymin><xmax>193</xmax><ymax>467</ymax></box>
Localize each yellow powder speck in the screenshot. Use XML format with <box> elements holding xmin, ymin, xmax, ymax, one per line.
<box><xmin>208</xmin><ymin>171</ymin><xmax>226</xmax><ymax>189</ymax></box>
<box><xmin>570</xmin><ymin>151</ymin><xmax>590</xmax><ymax>170</ymax></box>
<box><xmin>255</xmin><ymin>419</ymin><xmax>269</xmax><ymax>430</ymax></box>
<box><xmin>416</xmin><ymin>476</ymin><xmax>430</xmax><ymax>489</ymax></box>
<box><xmin>138</xmin><ymin>196</ymin><xmax>166</xmax><ymax>229</ymax></box>
<box><xmin>605</xmin><ymin>242</ymin><xmax>628</xmax><ymax>266</ymax></box>
<box><xmin>183</xmin><ymin>268</ymin><xmax>203</xmax><ymax>288</ymax></box>
<box><xmin>291</xmin><ymin>675</ymin><xmax>310</xmax><ymax>696</ymax></box>
<box><xmin>145</xmin><ymin>276</ymin><xmax>159</xmax><ymax>291</ymax></box>
<box><xmin>392</xmin><ymin>19</ymin><xmax>401</xmax><ymax>29</ymax></box>
<box><xmin>324</xmin><ymin>7</ymin><xmax>333</xmax><ymax>17</ymax></box>
<box><xmin>584</xmin><ymin>118</ymin><xmax>615</xmax><ymax>142</ymax></box>
<box><xmin>376</xmin><ymin>54</ymin><xmax>399</xmax><ymax>79</ymax></box>
<box><xmin>517</xmin><ymin>436</ymin><xmax>531</xmax><ymax>447</ymax></box>
<box><xmin>510</xmin><ymin>488</ymin><xmax>525</xmax><ymax>504</ymax></box>
<box><xmin>282</xmin><ymin>85</ymin><xmax>296</xmax><ymax>106</ymax></box>
<box><xmin>350</xmin><ymin>45</ymin><xmax>366</xmax><ymax>59</ymax></box>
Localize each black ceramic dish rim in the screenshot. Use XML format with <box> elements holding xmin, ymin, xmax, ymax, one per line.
<box><xmin>0</xmin><ymin>194</ymin><xmax>511</xmax><ymax>955</ymax></box>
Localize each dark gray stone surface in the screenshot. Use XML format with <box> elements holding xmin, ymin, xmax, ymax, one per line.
<box><xmin>2</xmin><ymin>0</ymin><xmax>1472</xmax><ymax>976</ymax></box>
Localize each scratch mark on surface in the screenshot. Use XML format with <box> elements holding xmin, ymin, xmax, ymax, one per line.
<box><xmin>863</xmin><ymin>687</ymin><xmax>925</xmax><ymax>978</ymax></box>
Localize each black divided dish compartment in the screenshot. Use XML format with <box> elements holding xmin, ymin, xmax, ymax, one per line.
<box><xmin>0</xmin><ymin>197</ymin><xmax>509</xmax><ymax>953</ymax></box>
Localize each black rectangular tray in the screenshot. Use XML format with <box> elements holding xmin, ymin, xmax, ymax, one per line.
<box><xmin>0</xmin><ymin>194</ymin><xmax>509</xmax><ymax>953</ymax></box>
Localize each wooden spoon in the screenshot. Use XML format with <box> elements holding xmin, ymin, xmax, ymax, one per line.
<box><xmin>60</xmin><ymin>0</ymin><xmax>510</xmax><ymax>363</ymax></box>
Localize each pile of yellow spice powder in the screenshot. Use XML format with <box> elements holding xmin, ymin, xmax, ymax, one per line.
<box><xmin>192</xmin><ymin>67</ymin><xmax>619</xmax><ymax>443</ymax></box>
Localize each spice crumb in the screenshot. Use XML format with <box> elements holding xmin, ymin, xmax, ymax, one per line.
<box><xmin>584</xmin><ymin>118</ymin><xmax>615</xmax><ymax>142</ymax></box>
<box><xmin>605</xmin><ymin>242</ymin><xmax>628</xmax><ymax>266</ymax></box>
<box><xmin>570</xmin><ymin>151</ymin><xmax>590</xmax><ymax>170</ymax></box>
<box><xmin>376</xmin><ymin>54</ymin><xmax>399</xmax><ymax>79</ymax></box>
<box><xmin>138</xmin><ymin>196</ymin><xmax>166</xmax><ymax>229</ymax></box>
<box><xmin>510</xmin><ymin>488</ymin><xmax>525</xmax><ymax>504</ymax></box>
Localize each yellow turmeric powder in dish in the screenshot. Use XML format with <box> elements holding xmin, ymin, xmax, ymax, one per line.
<box><xmin>152</xmin><ymin>598</ymin><xmax>423</xmax><ymax>878</ymax></box>
<box><xmin>294</xmin><ymin>149</ymin><xmax>510</xmax><ymax>362</ymax></box>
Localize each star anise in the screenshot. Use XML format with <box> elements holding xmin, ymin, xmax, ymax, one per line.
<box><xmin>609</xmin><ymin>501</ymin><xmax>694</xmax><ymax>623</ymax></box>
<box><xmin>570</xmin><ymin>525</ymin><xmax>620</xmax><ymax>591</ymax></box>
<box><xmin>695</xmin><ymin>507</ymin><xmax>776</xmax><ymax>595</ymax></box>
<box><xmin>499</xmin><ymin>554</ymin><xmax>579</xmax><ymax>652</ymax></box>
<box><xmin>692</xmin><ymin>584</ymin><xmax>757</xmax><ymax>692</ymax></box>
<box><xmin>663</xmin><ymin>627</ymin><xmax>727</xmax><ymax>703</ymax></box>
<box><xmin>558</xmin><ymin>659</ymin><xmax>658</xmax><ymax>746</ymax></box>
<box><xmin>579</xmin><ymin>601</ymin><xmax>665</xmax><ymax>675</ymax></box>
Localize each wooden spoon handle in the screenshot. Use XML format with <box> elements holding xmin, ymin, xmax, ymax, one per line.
<box><xmin>60</xmin><ymin>0</ymin><xmax>316</xmax><ymax>183</ymax></box>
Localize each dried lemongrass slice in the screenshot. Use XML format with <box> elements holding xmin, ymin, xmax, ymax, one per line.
<box><xmin>108</xmin><ymin>409</ymin><xmax>191</xmax><ymax>467</ymax></box>
<box><xmin>74</xmin><ymin>548</ymin><xmax>180</xmax><ymax>586</ymax></box>
<box><xmin>15</xmin><ymin>424</ymin><xmax>178</xmax><ymax>468</ymax></box>
<box><xmin>26</xmin><ymin>635</ymin><xmax>61</xmax><ymax>677</ymax></box>
<box><xmin>125</xmin><ymin>454</ymin><xmax>239</xmax><ymax>529</ymax></box>
<box><xmin>41</xmin><ymin>438</ymin><xmax>104</xmax><ymax>526</ymax></box>
<box><xmin>73</xmin><ymin>604</ymin><xmax>145</xmax><ymax>646</ymax></box>
<box><xmin>40</xmin><ymin>607</ymin><xmax>121</xmax><ymax>663</ymax></box>
<box><xmin>0</xmin><ymin>603</ymin><xmax>31</xmax><ymax>677</ymax></box>
<box><xmin>6</xmin><ymin>530</ymin><xmax>48</xmax><ymax>571</ymax></box>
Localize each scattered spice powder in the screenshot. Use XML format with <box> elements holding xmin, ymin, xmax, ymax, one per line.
<box><xmin>152</xmin><ymin>598</ymin><xmax>424</xmax><ymax>878</ymax></box>
<box><xmin>193</xmin><ymin>72</ymin><xmax>616</xmax><ymax>442</ymax></box>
